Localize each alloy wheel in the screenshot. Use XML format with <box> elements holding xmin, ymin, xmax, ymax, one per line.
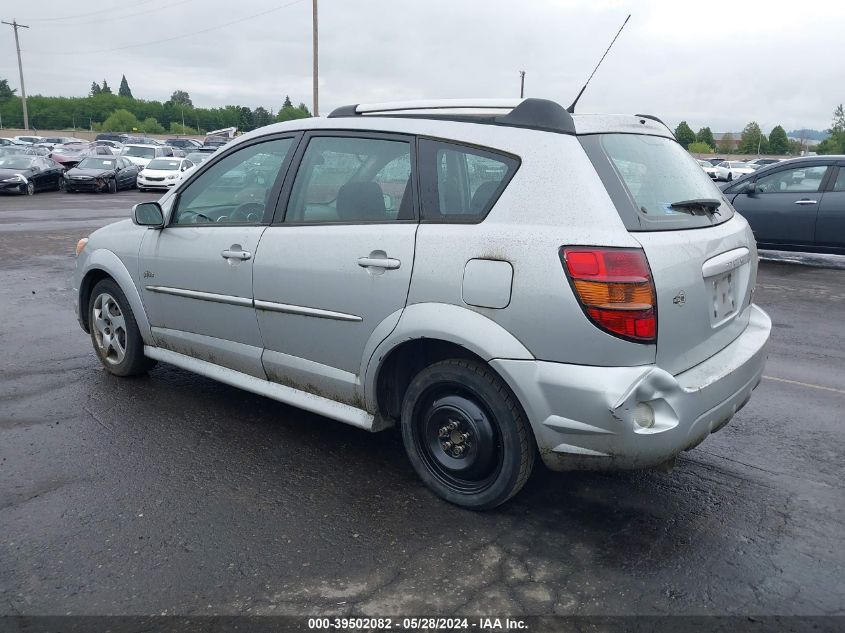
<box><xmin>92</xmin><ymin>292</ymin><xmax>128</xmax><ymax>365</ymax></box>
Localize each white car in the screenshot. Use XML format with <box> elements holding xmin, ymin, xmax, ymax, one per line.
<box><xmin>120</xmin><ymin>144</ymin><xmax>174</xmax><ymax>167</ymax></box>
<box><xmin>697</xmin><ymin>159</ymin><xmax>718</xmax><ymax>180</ymax></box>
<box><xmin>0</xmin><ymin>137</ymin><xmax>25</xmax><ymax>146</ymax></box>
<box><xmin>14</xmin><ymin>135</ymin><xmax>43</xmax><ymax>145</ymax></box>
<box><xmin>137</xmin><ymin>157</ymin><xmax>194</xmax><ymax>191</ymax></box>
<box><xmin>714</xmin><ymin>160</ymin><xmax>755</xmax><ymax>181</ymax></box>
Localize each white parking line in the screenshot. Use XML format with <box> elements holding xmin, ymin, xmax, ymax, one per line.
<box><xmin>763</xmin><ymin>375</ymin><xmax>845</xmax><ymax>395</ymax></box>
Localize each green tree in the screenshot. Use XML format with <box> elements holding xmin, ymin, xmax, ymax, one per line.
<box><xmin>696</xmin><ymin>126</ymin><xmax>715</xmax><ymax>148</ymax></box>
<box><xmin>817</xmin><ymin>104</ymin><xmax>845</xmax><ymax>154</ymax></box>
<box><xmin>169</xmin><ymin>90</ymin><xmax>193</xmax><ymax>108</ymax></box>
<box><xmin>90</xmin><ymin>81</ymin><xmax>102</xmax><ymax>96</ymax></box>
<box><xmin>282</xmin><ymin>95</ymin><xmax>293</xmax><ymax>109</ymax></box>
<box><xmin>739</xmin><ymin>121</ymin><xmax>768</xmax><ymax>154</ymax></box>
<box><xmin>767</xmin><ymin>125</ymin><xmax>789</xmax><ymax>155</ymax></box>
<box><xmin>101</xmin><ymin>80</ymin><xmax>112</xmax><ymax>95</ymax></box>
<box><xmin>688</xmin><ymin>141</ymin><xmax>714</xmax><ymax>154</ymax></box>
<box><xmin>252</xmin><ymin>106</ymin><xmax>273</xmax><ymax>128</ymax></box>
<box><xmin>118</xmin><ymin>75</ymin><xmax>133</xmax><ymax>99</ymax></box>
<box><xmin>674</xmin><ymin>121</ymin><xmax>696</xmax><ymax>149</ymax></box>
<box><xmin>0</xmin><ymin>78</ymin><xmax>15</xmax><ymax>99</ymax></box>
<box><xmin>717</xmin><ymin>132</ymin><xmax>735</xmax><ymax>154</ymax></box>
<box><xmin>97</xmin><ymin>108</ymin><xmax>140</xmax><ymax>132</ymax></box>
<box><xmin>169</xmin><ymin>121</ymin><xmax>198</xmax><ymax>135</ymax></box>
<box><xmin>277</xmin><ymin>100</ymin><xmax>310</xmax><ymax>123</ymax></box>
<box><xmin>140</xmin><ymin>117</ymin><xmax>165</xmax><ymax>134</ymax></box>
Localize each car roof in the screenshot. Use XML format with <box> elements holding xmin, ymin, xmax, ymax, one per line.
<box><xmin>124</xmin><ymin>143</ymin><xmax>159</xmax><ymax>148</ymax></box>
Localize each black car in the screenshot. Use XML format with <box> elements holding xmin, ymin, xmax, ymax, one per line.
<box><xmin>721</xmin><ymin>155</ymin><xmax>845</xmax><ymax>254</ymax></box>
<box><xmin>95</xmin><ymin>133</ymin><xmax>129</xmax><ymax>144</ymax></box>
<box><xmin>165</xmin><ymin>138</ymin><xmax>202</xmax><ymax>150</ymax></box>
<box><xmin>0</xmin><ymin>155</ymin><xmax>65</xmax><ymax>195</ymax></box>
<box><xmin>64</xmin><ymin>156</ymin><xmax>140</xmax><ymax>193</ymax></box>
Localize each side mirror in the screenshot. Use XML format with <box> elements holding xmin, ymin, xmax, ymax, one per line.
<box><xmin>132</xmin><ymin>202</ymin><xmax>164</xmax><ymax>228</ymax></box>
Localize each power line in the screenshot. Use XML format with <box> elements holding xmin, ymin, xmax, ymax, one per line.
<box><xmin>22</xmin><ymin>0</ymin><xmax>308</xmax><ymax>56</ymax></box>
<box><xmin>47</xmin><ymin>0</ymin><xmax>196</xmax><ymax>28</ymax></box>
<box><xmin>12</xmin><ymin>0</ymin><xmax>169</xmax><ymax>23</ymax></box>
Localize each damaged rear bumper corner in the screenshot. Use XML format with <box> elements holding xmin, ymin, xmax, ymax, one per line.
<box><xmin>491</xmin><ymin>304</ymin><xmax>771</xmax><ymax>471</ymax></box>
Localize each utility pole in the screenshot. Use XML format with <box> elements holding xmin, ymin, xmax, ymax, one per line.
<box><xmin>2</xmin><ymin>19</ymin><xmax>30</xmax><ymax>130</ymax></box>
<box><xmin>519</xmin><ymin>70</ymin><xmax>525</xmax><ymax>98</ymax></box>
<box><xmin>312</xmin><ymin>0</ymin><xmax>319</xmax><ymax>116</ymax></box>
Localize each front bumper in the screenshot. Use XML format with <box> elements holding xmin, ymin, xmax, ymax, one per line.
<box><xmin>66</xmin><ymin>178</ymin><xmax>106</xmax><ymax>192</ymax></box>
<box><xmin>138</xmin><ymin>178</ymin><xmax>177</xmax><ymax>189</ymax></box>
<box><xmin>0</xmin><ymin>181</ymin><xmax>26</xmax><ymax>194</ymax></box>
<box><xmin>492</xmin><ymin>304</ymin><xmax>771</xmax><ymax>471</ymax></box>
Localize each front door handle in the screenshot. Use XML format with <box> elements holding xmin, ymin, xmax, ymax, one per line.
<box><xmin>222</xmin><ymin>247</ymin><xmax>252</xmax><ymax>261</ymax></box>
<box><xmin>794</xmin><ymin>199</ymin><xmax>818</xmax><ymax>205</ymax></box>
<box><xmin>358</xmin><ymin>256</ymin><xmax>400</xmax><ymax>270</ymax></box>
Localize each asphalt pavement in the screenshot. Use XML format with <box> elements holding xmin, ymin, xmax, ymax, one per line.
<box><xmin>1</xmin><ymin>191</ymin><xmax>843</xmax><ymax>619</ymax></box>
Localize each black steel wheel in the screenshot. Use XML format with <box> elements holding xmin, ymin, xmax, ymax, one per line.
<box><xmin>401</xmin><ymin>359</ymin><xmax>534</xmax><ymax>510</ymax></box>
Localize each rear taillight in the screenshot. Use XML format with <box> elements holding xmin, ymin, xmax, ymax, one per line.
<box><xmin>560</xmin><ymin>247</ymin><xmax>657</xmax><ymax>343</ymax></box>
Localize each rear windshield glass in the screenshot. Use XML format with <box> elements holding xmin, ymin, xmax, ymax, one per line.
<box><xmin>581</xmin><ymin>133</ymin><xmax>733</xmax><ymax>231</ymax></box>
<box><xmin>122</xmin><ymin>146</ymin><xmax>155</xmax><ymax>158</ymax></box>
<box><xmin>147</xmin><ymin>159</ymin><xmax>181</xmax><ymax>170</ymax></box>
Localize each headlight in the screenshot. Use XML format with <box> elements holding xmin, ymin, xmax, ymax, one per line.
<box><xmin>75</xmin><ymin>237</ymin><xmax>89</xmax><ymax>257</ymax></box>
<box><xmin>2</xmin><ymin>174</ymin><xmax>26</xmax><ymax>183</ymax></box>
<box><xmin>167</xmin><ymin>174</ymin><xmax>178</xmax><ymax>180</ymax></box>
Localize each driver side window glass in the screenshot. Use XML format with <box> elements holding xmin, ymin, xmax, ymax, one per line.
<box><xmin>754</xmin><ymin>165</ymin><xmax>828</xmax><ymax>194</ymax></box>
<box><xmin>172</xmin><ymin>138</ymin><xmax>293</xmax><ymax>225</ymax></box>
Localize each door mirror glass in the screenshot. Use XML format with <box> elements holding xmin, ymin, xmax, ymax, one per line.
<box><xmin>132</xmin><ymin>202</ymin><xmax>164</xmax><ymax>227</ymax></box>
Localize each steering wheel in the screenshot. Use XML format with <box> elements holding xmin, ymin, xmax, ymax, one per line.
<box><xmin>230</xmin><ymin>202</ymin><xmax>264</xmax><ymax>223</ymax></box>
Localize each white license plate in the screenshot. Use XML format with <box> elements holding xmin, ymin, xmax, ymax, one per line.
<box><xmin>710</xmin><ymin>270</ymin><xmax>738</xmax><ymax>323</ymax></box>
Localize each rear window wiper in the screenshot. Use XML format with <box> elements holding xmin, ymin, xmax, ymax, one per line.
<box><xmin>669</xmin><ymin>198</ymin><xmax>722</xmax><ymax>216</ymax></box>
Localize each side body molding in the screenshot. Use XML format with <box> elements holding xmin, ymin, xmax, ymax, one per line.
<box><xmin>362</xmin><ymin>302</ymin><xmax>535</xmax><ymax>412</ymax></box>
<box><xmin>80</xmin><ymin>248</ymin><xmax>153</xmax><ymax>344</ymax></box>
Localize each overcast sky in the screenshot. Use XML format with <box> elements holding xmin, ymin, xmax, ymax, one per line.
<box><xmin>2</xmin><ymin>0</ymin><xmax>843</xmax><ymax>133</ymax></box>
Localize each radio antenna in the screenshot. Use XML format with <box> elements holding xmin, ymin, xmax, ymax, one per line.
<box><xmin>567</xmin><ymin>14</ymin><xmax>631</xmax><ymax>113</ymax></box>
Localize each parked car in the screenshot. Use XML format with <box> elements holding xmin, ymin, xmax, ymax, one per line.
<box><xmin>721</xmin><ymin>155</ymin><xmax>845</xmax><ymax>254</ymax></box>
<box><xmin>185</xmin><ymin>151</ymin><xmax>213</xmax><ymax>166</ymax></box>
<box><xmin>95</xmin><ymin>133</ymin><xmax>129</xmax><ymax>144</ymax></box>
<box><xmin>0</xmin><ymin>137</ymin><xmax>24</xmax><ymax>146</ymax></box>
<box><xmin>202</xmin><ymin>134</ymin><xmax>229</xmax><ymax>147</ymax></box>
<box><xmin>137</xmin><ymin>157</ymin><xmax>193</xmax><ymax>191</ymax></box>
<box><xmin>714</xmin><ymin>160</ymin><xmax>755</xmax><ymax>181</ymax></box>
<box><xmin>50</xmin><ymin>143</ymin><xmax>112</xmax><ymax>169</ymax></box>
<box><xmin>94</xmin><ymin>140</ymin><xmax>124</xmax><ymax>153</ymax></box>
<box><xmin>697</xmin><ymin>159</ymin><xmax>718</xmax><ymax>179</ymax></box>
<box><xmin>72</xmin><ymin>98</ymin><xmax>771</xmax><ymax>509</ymax></box>
<box><xmin>120</xmin><ymin>143</ymin><xmax>173</xmax><ymax>167</ymax></box>
<box><xmin>707</xmin><ymin>157</ymin><xmax>726</xmax><ymax>166</ymax></box>
<box><xmin>165</xmin><ymin>138</ymin><xmax>202</xmax><ymax>151</ymax></box>
<box><xmin>14</xmin><ymin>135</ymin><xmax>43</xmax><ymax>145</ymax></box>
<box><xmin>746</xmin><ymin>158</ymin><xmax>783</xmax><ymax>167</ymax></box>
<box><xmin>64</xmin><ymin>156</ymin><xmax>140</xmax><ymax>193</ymax></box>
<box><xmin>38</xmin><ymin>136</ymin><xmax>86</xmax><ymax>150</ymax></box>
<box><xmin>0</xmin><ymin>155</ymin><xmax>65</xmax><ymax>194</ymax></box>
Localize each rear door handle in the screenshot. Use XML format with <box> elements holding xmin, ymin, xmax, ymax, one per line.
<box><xmin>794</xmin><ymin>199</ymin><xmax>818</xmax><ymax>205</ymax></box>
<box><xmin>358</xmin><ymin>256</ymin><xmax>400</xmax><ymax>270</ymax></box>
<box><xmin>222</xmin><ymin>248</ymin><xmax>252</xmax><ymax>261</ymax></box>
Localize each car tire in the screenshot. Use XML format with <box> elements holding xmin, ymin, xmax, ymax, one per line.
<box><xmin>25</xmin><ymin>181</ymin><xmax>35</xmax><ymax>195</ymax></box>
<box><xmin>88</xmin><ymin>279</ymin><xmax>156</xmax><ymax>377</ymax></box>
<box><xmin>727</xmin><ymin>173</ymin><xmax>733</xmax><ymax>181</ymax></box>
<box><xmin>138</xmin><ymin>187</ymin><xmax>146</xmax><ymax>192</ymax></box>
<box><xmin>401</xmin><ymin>358</ymin><xmax>535</xmax><ymax>510</ymax></box>
<box><xmin>108</xmin><ymin>178</ymin><xmax>117</xmax><ymax>194</ymax></box>
<box><xmin>57</xmin><ymin>178</ymin><xmax>65</xmax><ymax>192</ymax></box>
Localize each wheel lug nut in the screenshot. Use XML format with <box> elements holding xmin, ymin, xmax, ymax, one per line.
<box><xmin>442</xmin><ymin>441</ymin><xmax>452</xmax><ymax>451</ymax></box>
<box><xmin>461</xmin><ymin>432</ymin><xmax>470</xmax><ymax>441</ymax></box>
<box><xmin>453</xmin><ymin>446</ymin><xmax>464</xmax><ymax>456</ymax></box>
<box><xmin>438</xmin><ymin>427</ymin><xmax>449</xmax><ymax>437</ymax></box>
<box><xmin>447</xmin><ymin>420</ymin><xmax>458</xmax><ymax>431</ymax></box>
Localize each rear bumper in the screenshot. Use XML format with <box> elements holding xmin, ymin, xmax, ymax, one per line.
<box><xmin>492</xmin><ymin>304</ymin><xmax>771</xmax><ymax>471</ymax></box>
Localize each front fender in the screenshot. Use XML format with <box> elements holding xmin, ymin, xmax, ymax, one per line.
<box><xmin>77</xmin><ymin>248</ymin><xmax>152</xmax><ymax>344</ymax></box>
<box><xmin>362</xmin><ymin>302</ymin><xmax>534</xmax><ymax>412</ymax></box>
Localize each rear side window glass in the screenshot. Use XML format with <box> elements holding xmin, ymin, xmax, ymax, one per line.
<box><xmin>285</xmin><ymin>136</ymin><xmax>413</xmax><ymax>223</ymax></box>
<box><xmin>418</xmin><ymin>139</ymin><xmax>518</xmax><ymax>223</ymax></box>
<box><xmin>833</xmin><ymin>168</ymin><xmax>845</xmax><ymax>192</ymax></box>
<box><xmin>581</xmin><ymin>133</ymin><xmax>733</xmax><ymax>231</ymax></box>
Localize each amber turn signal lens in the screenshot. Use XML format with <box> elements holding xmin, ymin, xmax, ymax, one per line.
<box><xmin>75</xmin><ymin>238</ymin><xmax>89</xmax><ymax>257</ymax></box>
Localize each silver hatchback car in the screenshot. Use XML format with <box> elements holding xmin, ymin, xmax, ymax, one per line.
<box><xmin>73</xmin><ymin>99</ymin><xmax>771</xmax><ymax>509</ymax></box>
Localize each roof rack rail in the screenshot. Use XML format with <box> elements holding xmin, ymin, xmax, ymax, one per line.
<box><xmin>327</xmin><ymin>98</ymin><xmax>576</xmax><ymax>135</ymax></box>
<box><xmin>634</xmin><ymin>113</ymin><xmax>671</xmax><ymax>131</ymax></box>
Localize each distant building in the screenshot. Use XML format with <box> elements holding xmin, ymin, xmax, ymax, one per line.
<box><xmin>712</xmin><ymin>133</ymin><xmax>742</xmax><ymax>150</ymax></box>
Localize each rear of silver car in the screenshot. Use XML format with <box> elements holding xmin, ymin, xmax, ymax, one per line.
<box><xmin>491</xmin><ymin>116</ymin><xmax>771</xmax><ymax>470</ymax></box>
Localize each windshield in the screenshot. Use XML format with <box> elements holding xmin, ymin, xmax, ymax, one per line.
<box><xmin>122</xmin><ymin>146</ymin><xmax>156</xmax><ymax>158</ymax></box>
<box><xmin>146</xmin><ymin>159</ymin><xmax>181</xmax><ymax>170</ymax></box>
<box><xmin>186</xmin><ymin>153</ymin><xmax>208</xmax><ymax>164</ymax></box>
<box><xmin>729</xmin><ymin>162</ymin><xmax>747</xmax><ymax>168</ymax></box>
<box><xmin>0</xmin><ymin>157</ymin><xmax>35</xmax><ymax>170</ymax></box>
<box><xmin>77</xmin><ymin>158</ymin><xmax>116</xmax><ymax>170</ymax></box>
<box><xmin>581</xmin><ymin>134</ymin><xmax>733</xmax><ymax>231</ymax></box>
